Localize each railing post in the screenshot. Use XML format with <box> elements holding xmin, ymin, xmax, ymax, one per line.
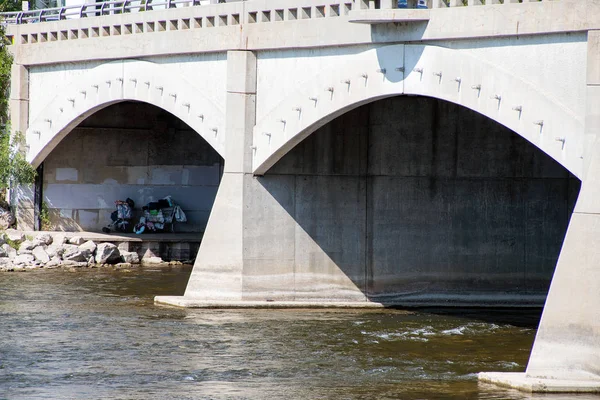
<box><xmin>429</xmin><ymin>0</ymin><xmax>447</xmax><ymax>8</ymax></box>
<box><xmin>380</xmin><ymin>0</ymin><xmax>394</xmax><ymax>9</ymax></box>
<box><xmin>448</xmin><ymin>0</ymin><xmax>463</xmax><ymax>6</ymax></box>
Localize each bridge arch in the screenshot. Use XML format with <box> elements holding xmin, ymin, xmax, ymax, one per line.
<box><xmin>26</xmin><ymin>60</ymin><xmax>225</xmax><ymax>167</ymax></box>
<box><xmin>253</xmin><ymin>44</ymin><xmax>584</xmax><ymax>178</ymax></box>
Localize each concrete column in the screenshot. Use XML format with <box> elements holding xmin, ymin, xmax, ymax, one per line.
<box><xmin>182</xmin><ymin>51</ymin><xmax>256</xmax><ymax>301</ymax></box>
<box><xmin>429</xmin><ymin>0</ymin><xmax>447</xmax><ymax>8</ymax></box>
<box><xmin>9</xmin><ymin>62</ymin><xmax>35</xmax><ymax>230</ymax></box>
<box><xmin>480</xmin><ymin>30</ymin><xmax>600</xmax><ymax>392</ymax></box>
<box><xmin>524</xmin><ymin>29</ymin><xmax>600</xmax><ymax>383</ymax></box>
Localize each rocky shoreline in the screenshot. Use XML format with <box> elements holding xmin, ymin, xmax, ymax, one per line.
<box><xmin>0</xmin><ymin>229</ymin><xmax>188</xmax><ymax>272</ymax></box>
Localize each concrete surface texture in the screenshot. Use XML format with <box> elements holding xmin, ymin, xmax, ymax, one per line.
<box><xmin>241</xmin><ymin>96</ymin><xmax>580</xmax><ymax>305</ymax></box>
<box><xmin>40</xmin><ymin>102</ymin><xmax>223</xmax><ymax>232</ymax></box>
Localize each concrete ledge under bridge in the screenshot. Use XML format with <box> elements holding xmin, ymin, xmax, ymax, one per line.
<box><xmin>479</xmin><ymin>372</ymin><xmax>600</xmax><ymax>394</ymax></box>
<box><xmin>154</xmin><ymin>297</ymin><xmax>387</xmax><ymax>309</ymax></box>
<box><xmin>23</xmin><ymin>231</ymin><xmax>201</xmax><ymax>262</ymax></box>
<box><xmin>154</xmin><ymin>294</ymin><xmax>548</xmax><ymax>309</ymax></box>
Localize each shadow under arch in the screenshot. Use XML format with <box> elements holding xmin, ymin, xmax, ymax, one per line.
<box><xmin>38</xmin><ymin>100</ymin><xmax>224</xmax><ymax>234</ymax></box>
<box><xmin>255</xmin><ymin>94</ymin><xmax>581</xmax><ymax>306</ymax></box>
<box><xmin>27</xmin><ymin>59</ymin><xmax>225</xmax><ymax>168</ymax></box>
<box><xmin>253</xmin><ymin>44</ymin><xmax>583</xmax><ymax>179</ymax></box>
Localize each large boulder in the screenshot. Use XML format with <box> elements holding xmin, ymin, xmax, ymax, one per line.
<box><xmin>46</xmin><ymin>244</ymin><xmax>65</xmax><ymax>259</ymax></box>
<box><xmin>142</xmin><ymin>256</ymin><xmax>164</xmax><ymax>265</ymax></box>
<box><xmin>62</xmin><ymin>244</ymin><xmax>92</xmax><ymax>262</ymax></box>
<box><xmin>121</xmin><ymin>251</ymin><xmax>140</xmax><ymax>264</ymax></box>
<box><xmin>32</xmin><ymin>246</ymin><xmax>50</xmax><ymax>264</ymax></box>
<box><xmin>13</xmin><ymin>253</ymin><xmax>34</xmax><ymax>265</ymax></box>
<box><xmin>34</xmin><ymin>233</ymin><xmax>53</xmax><ymax>247</ymax></box>
<box><xmin>95</xmin><ymin>243</ymin><xmax>120</xmax><ymax>264</ymax></box>
<box><xmin>79</xmin><ymin>240</ymin><xmax>97</xmax><ymax>254</ymax></box>
<box><xmin>19</xmin><ymin>240</ymin><xmax>37</xmax><ymax>253</ymax></box>
<box><xmin>4</xmin><ymin>229</ymin><xmax>25</xmax><ymax>244</ymax></box>
<box><xmin>68</xmin><ymin>236</ymin><xmax>86</xmax><ymax>245</ymax></box>
<box><xmin>53</xmin><ymin>234</ymin><xmax>68</xmax><ymax>245</ymax></box>
<box><xmin>45</xmin><ymin>256</ymin><xmax>62</xmax><ymax>269</ymax></box>
<box><xmin>2</xmin><ymin>244</ymin><xmax>17</xmax><ymax>260</ymax></box>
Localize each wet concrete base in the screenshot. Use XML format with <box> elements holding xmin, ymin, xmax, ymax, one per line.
<box><xmin>154</xmin><ymin>294</ymin><xmax>548</xmax><ymax>309</ymax></box>
<box><xmin>479</xmin><ymin>372</ymin><xmax>600</xmax><ymax>393</ymax></box>
<box><xmin>154</xmin><ymin>296</ymin><xmax>386</xmax><ymax>309</ymax></box>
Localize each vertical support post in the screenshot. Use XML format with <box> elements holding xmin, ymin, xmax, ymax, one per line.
<box><xmin>9</xmin><ymin>63</ymin><xmax>35</xmax><ymax>230</ymax></box>
<box><xmin>380</xmin><ymin>0</ymin><xmax>394</xmax><ymax>9</ymax></box>
<box><xmin>33</xmin><ymin>163</ymin><xmax>43</xmax><ymax>231</ymax></box>
<box><xmin>352</xmin><ymin>0</ymin><xmax>369</xmax><ymax>10</ymax></box>
<box><xmin>429</xmin><ymin>0</ymin><xmax>447</xmax><ymax>8</ymax></box>
<box><xmin>448</xmin><ymin>0</ymin><xmax>463</xmax><ymax>7</ymax></box>
<box><xmin>182</xmin><ymin>51</ymin><xmax>257</xmax><ymax>302</ymax></box>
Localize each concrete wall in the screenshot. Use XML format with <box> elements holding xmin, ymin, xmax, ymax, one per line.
<box><xmin>248</xmin><ymin>96</ymin><xmax>579</xmax><ymax>304</ymax></box>
<box><xmin>41</xmin><ymin>101</ymin><xmax>223</xmax><ymax>232</ymax></box>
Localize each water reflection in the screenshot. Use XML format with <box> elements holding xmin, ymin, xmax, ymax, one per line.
<box><xmin>0</xmin><ymin>268</ymin><xmax>597</xmax><ymax>399</ymax></box>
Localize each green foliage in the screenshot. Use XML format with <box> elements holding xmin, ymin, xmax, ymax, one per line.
<box><xmin>0</xmin><ymin>129</ymin><xmax>36</xmax><ymax>190</ymax></box>
<box><xmin>40</xmin><ymin>201</ymin><xmax>51</xmax><ymax>230</ymax></box>
<box><xmin>0</xmin><ymin>0</ymin><xmax>25</xmax><ymax>12</ymax></box>
<box><xmin>0</xmin><ymin>31</ymin><xmax>11</xmax><ymax>123</ymax></box>
<box><xmin>0</xmin><ymin>24</ymin><xmax>36</xmax><ymax>192</ymax></box>
<box><xmin>5</xmin><ymin>236</ymin><xmax>18</xmax><ymax>249</ymax></box>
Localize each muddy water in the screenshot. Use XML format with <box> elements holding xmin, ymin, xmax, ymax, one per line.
<box><xmin>0</xmin><ymin>267</ymin><xmax>596</xmax><ymax>399</ymax></box>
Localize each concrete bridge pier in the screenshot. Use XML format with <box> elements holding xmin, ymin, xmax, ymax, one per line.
<box><xmin>479</xmin><ymin>149</ymin><xmax>600</xmax><ymax>392</ymax></box>
<box><xmin>155</xmin><ymin>50</ymin><xmax>369</xmax><ymax>307</ymax></box>
<box><xmin>174</xmin><ymin>50</ymin><xmax>257</xmax><ymax>302</ymax></box>
<box><xmin>480</xmin><ymin>30</ymin><xmax>600</xmax><ymax>393</ymax></box>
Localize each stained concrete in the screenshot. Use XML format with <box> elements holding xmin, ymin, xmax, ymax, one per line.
<box><xmin>41</xmin><ymin>101</ymin><xmax>223</xmax><ymax>232</ymax></box>
<box><xmin>251</xmin><ymin>96</ymin><xmax>580</xmax><ymax>305</ymax></box>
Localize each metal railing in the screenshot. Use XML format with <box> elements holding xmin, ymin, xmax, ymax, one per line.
<box><xmin>0</xmin><ymin>0</ymin><xmax>550</xmax><ymax>26</ymax></box>
<box><xmin>0</xmin><ymin>0</ymin><xmax>229</xmax><ymax>25</ymax></box>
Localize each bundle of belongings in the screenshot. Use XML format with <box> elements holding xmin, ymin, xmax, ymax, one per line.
<box><xmin>134</xmin><ymin>196</ymin><xmax>187</xmax><ymax>234</ymax></box>
<box><xmin>102</xmin><ymin>198</ymin><xmax>135</xmax><ymax>233</ymax></box>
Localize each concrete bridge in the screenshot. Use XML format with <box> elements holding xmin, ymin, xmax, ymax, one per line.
<box><xmin>4</xmin><ymin>0</ymin><xmax>600</xmax><ymax>392</ymax></box>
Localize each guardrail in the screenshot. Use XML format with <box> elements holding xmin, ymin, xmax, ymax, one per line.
<box><xmin>371</xmin><ymin>0</ymin><xmax>545</xmax><ymax>9</ymax></box>
<box><xmin>0</xmin><ymin>0</ymin><xmax>229</xmax><ymax>25</ymax></box>
<box><xmin>0</xmin><ymin>0</ymin><xmax>550</xmax><ymax>26</ymax></box>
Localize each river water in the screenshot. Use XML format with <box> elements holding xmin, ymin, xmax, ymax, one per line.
<box><xmin>0</xmin><ymin>266</ymin><xmax>596</xmax><ymax>400</ymax></box>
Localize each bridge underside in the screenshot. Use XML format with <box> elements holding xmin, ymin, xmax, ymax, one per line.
<box><xmin>167</xmin><ymin>95</ymin><xmax>579</xmax><ymax>306</ymax></box>
<box><xmin>20</xmin><ymin>102</ymin><xmax>223</xmax><ymax>233</ymax></box>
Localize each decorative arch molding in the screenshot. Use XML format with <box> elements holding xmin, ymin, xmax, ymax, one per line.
<box><xmin>27</xmin><ymin>60</ymin><xmax>225</xmax><ymax>167</ymax></box>
<box><xmin>252</xmin><ymin>44</ymin><xmax>584</xmax><ymax>178</ymax></box>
